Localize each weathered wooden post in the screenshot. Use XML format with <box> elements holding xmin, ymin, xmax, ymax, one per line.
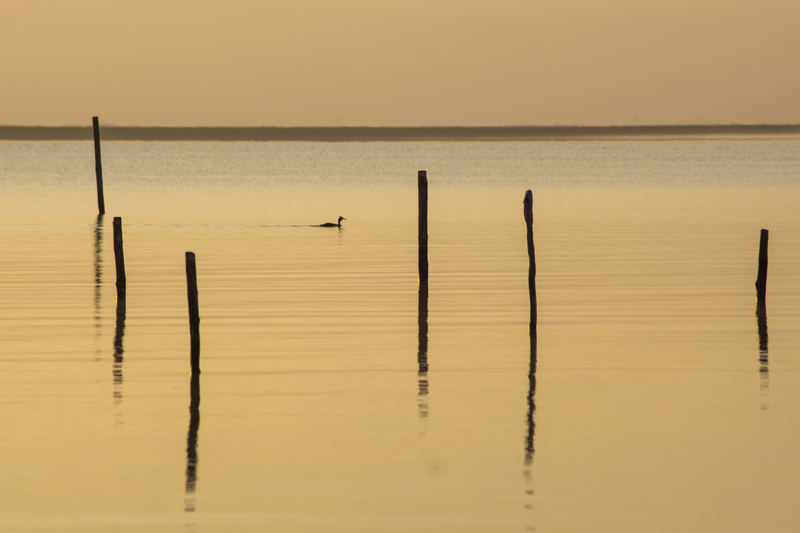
<box><xmin>523</xmin><ymin>190</ymin><xmax>537</xmax><ymax>327</ymax></box>
<box><xmin>418</xmin><ymin>170</ymin><xmax>429</xmax><ymax>290</ymax></box>
<box><xmin>186</xmin><ymin>252</ymin><xmax>201</xmax><ymax>375</ymax></box>
<box><xmin>755</xmin><ymin>229</ymin><xmax>768</xmax><ymax>308</ymax></box>
<box><xmin>93</xmin><ymin>117</ymin><xmax>106</xmax><ymax>216</ymax></box>
<box><xmin>113</xmin><ymin>217</ymin><xmax>126</xmax><ymax>297</ymax></box>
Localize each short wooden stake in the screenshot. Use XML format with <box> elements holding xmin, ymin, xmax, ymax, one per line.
<box><xmin>186</xmin><ymin>252</ymin><xmax>201</xmax><ymax>375</ymax></box>
<box><xmin>93</xmin><ymin>116</ymin><xmax>106</xmax><ymax>216</ymax></box>
<box><xmin>523</xmin><ymin>190</ymin><xmax>537</xmax><ymax>327</ymax></box>
<box><xmin>755</xmin><ymin>229</ymin><xmax>768</xmax><ymax>307</ymax></box>
<box><xmin>113</xmin><ymin>217</ymin><xmax>126</xmax><ymax>296</ymax></box>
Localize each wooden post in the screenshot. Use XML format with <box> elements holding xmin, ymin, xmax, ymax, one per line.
<box><xmin>418</xmin><ymin>170</ymin><xmax>428</xmax><ymax>289</ymax></box>
<box><xmin>113</xmin><ymin>217</ymin><xmax>126</xmax><ymax>296</ymax></box>
<box><xmin>755</xmin><ymin>229</ymin><xmax>768</xmax><ymax>307</ymax></box>
<box><xmin>523</xmin><ymin>190</ymin><xmax>537</xmax><ymax>327</ymax></box>
<box><xmin>93</xmin><ymin>117</ymin><xmax>105</xmax><ymax>216</ymax></box>
<box><xmin>186</xmin><ymin>252</ymin><xmax>201</xmax><ymax>375</ymax></box>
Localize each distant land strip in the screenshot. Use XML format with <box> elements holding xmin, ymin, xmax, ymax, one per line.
<box><xmin>1</xmin><ymin>125</ymin><xmax>799</xmax><ymax>142</ymax></box>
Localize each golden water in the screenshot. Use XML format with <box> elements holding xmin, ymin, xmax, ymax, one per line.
<box><xmin>0</xmin><ymin>140</ymin><xmax>798</xmax><ymax>531</ymax></box>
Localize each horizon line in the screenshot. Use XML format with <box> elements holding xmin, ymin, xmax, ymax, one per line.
<box><xmin>2</xmin><ymin>124</ymin><xmax>799</xmax><ymax>142</ymax></box>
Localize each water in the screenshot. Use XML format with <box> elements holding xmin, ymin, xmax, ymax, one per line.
<box><xmin>1</xmin><ymin>140</ymin><xmax>799</xmax><ymax>531</ymax></box>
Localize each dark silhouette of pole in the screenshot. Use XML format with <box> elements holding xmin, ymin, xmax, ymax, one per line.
<box><xmin>418</xmin><ymin>170</ymin><xmax>429</xmax><ymax>290</ymax></box>
<box><xmin>93</xmin><ymin>117</ymin><xmax>105</xmax><ymax>216</ymax></box>
<box><xmin>113</xmin><ymin>217</ymin><xmax>126</xmax><ymax>297</ymax></box>
<box><xmin>186</xmin><ymin>252</ymin><xmax>201</xmax><ymax>375</ymax></box>
<box><xmin>523</xmin><ymin>190</ymin><xmax>537</xmax><ymax>327</ymax></box>
<box><xmin>755</xmin><ymin>229</ymin><xmax>768</xmax><ymax>308</ymax></box>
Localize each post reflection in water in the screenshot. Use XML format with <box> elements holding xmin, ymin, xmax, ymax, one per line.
<box><xmin>524</xmin><ymin>326</ymin><xmax>537</xmax><ymax>465</ymax></box>
<box><xmin>113</xmin><ymin>295</ymin><xmax>126</xmax><ymax>404</ymax></box>
<box><xmin>757</xmin><ymin>304</ymin><xmax>769</xmax><ymax>408</ymax></box>
<box><xmin>523</xmin><ymin>324</ymin><xmax>537</xmax><ymax>513</ymax></box>
<box><xmin>93</xmin><ymin>215</ymin><xmax>104</xmax><ymax>330</ymax></box>
<box><xmin>185</xmin><ymin>373</ymin><xmax>201</xmax><ymax>512</ymax></box>
<box><xmin>417</xmin><ymin>284</ymin><xmax>429</xmax><ymax>422</ymax></box>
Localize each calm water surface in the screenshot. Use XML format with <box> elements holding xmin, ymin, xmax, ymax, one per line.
<box><xmin>1</xmin><ymin>140</ymin><xmax>799</xmax><ymax>531</ymax></box>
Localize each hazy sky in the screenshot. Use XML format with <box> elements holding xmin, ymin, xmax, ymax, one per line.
<box><xmin>2</xmin><ymin>0</ymin><xmax>799</xmax><ymax>127</ymax></box>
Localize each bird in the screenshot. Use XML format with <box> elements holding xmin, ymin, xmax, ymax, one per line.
<box><xmin>320</xmin><ymin>216</ymin><xmax>346</xmax><ymax>228</ymax></box>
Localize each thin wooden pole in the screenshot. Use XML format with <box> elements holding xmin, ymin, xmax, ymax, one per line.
<box><xmin>523</xmin><ymin>190</ymin><xmax>537</xmax><ymax>327</ymax></box>
<box><xmin>755</xmin><ymin>229</ymin><xmax>768</xmax><ymax>308</ymax></box>
<box><xmin>186</xmin><ymin>252</ymin><xmax>201</xmax><ymax>375</ymax></box>
<box><xmin>93</xmin><ymin>117</ymin><xmax>105</xmax><ymax>216</ymax></box>
<box><xmin>113</xmin><ymin>217</ymin><xmax>126</xmax><ymax>296</ymax></box>
<box><xmin>418</xmin><ymin>170</ymin><xmax>428</xmax><ymax>289</ymax></box>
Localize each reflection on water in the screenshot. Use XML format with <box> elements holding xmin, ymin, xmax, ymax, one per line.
<box><xmin>523</xmin><ymin>325</ymin><xmax>537</xmax><ymax>515</ymax></box>
<box><xmin>93</xmin><ymin>215</ymin><xmax>103</xmax><ymax>331</ymax></box>
<box><xmin>185</xmin><ymin>374</ymin><xmax>201</xmax><ymax>513</ymax></box>
<box><xmin>524</xmin><ymin>327</ymin><xmax>537</xmax><ymax>465</ymax></box>
<box><xmin>757</xmin><ymin>304</ymin><xmax>769</xmax><ymax>408</ymax></box>
<box><xmin>113</xmin><ymin>295</ymin><xmax>126</xmax><ymax>404</ymax></box>
<box><xmin>418</xmin><ymin>285</ymin><xmax>429</xmax><ymax>422</ymax></box>
<box><xmin>0</xmin><ymin>141</ymin><xmax>798</xmax><ymax>531</ymax></box>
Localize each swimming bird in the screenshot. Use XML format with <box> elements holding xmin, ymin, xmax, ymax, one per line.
<box><xmin>320</xmin><ymin>216</ymin><xmax>345</xmax><ymax>228</ymax></box>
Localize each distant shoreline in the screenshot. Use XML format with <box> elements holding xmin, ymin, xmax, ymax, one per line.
<box><xmin>1</xmin><ymin>125</ymin><xmax>799</xmax><ymax>142</ymax></box>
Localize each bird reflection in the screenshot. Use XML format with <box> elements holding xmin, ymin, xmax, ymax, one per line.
<box><xmin>93</xmin><ymin>215</ymin><xmax>104</xmax><ymax>331</ymax></box>
<box><xmin>757</xmin><ymin>304</ymin><xmax>769</xmax><ymax>409</ymax></box>
<box><xmin>185</xmin><ymin>373</ymin><xmax>201</xmax><ymax>512</ymax></box>
<box><xmin>113</xmin><ymin>295</ymin><xmax>126</xmax><ymax>404</ymax></box>
<box><xmin>417</xmin><ymin>283</ymin><xmax>429</xmax><ymax>422</ymax></box>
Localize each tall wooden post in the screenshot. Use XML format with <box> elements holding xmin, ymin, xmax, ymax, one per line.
<box><xmin>755</xmin><ymin>229</ymin><xmax>768</xmax><ymax>308</ymax></box>
<box><xmin>186</xmin><ymin>252</ymin><xmax>201</xmax><ymax>375</ymax></box>
<box><xmin>418</xmin><ymin>170</ymin><xmax>429</xmax><ymax>289</ymax></box>
<box><xmin>113</xmin><ymin>217</ymin><xmax>126</xmax><ymax>297</ymax></box>
<box><xmin>523</xmin><ymin>190</ymin><xmax>537</xmax><ymax>327</ymax></box>
<box><xmin>93</xmin><ymin>117</ymin><xmax>106</xmax><ymax>216</ymax></box>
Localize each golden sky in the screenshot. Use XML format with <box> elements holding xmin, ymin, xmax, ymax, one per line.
<box><xmin>1</xmin><ymin>0</ymin><xmax>798</xmax><ymax>127</ymax></box>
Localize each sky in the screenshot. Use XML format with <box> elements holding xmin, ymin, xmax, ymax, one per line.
<box><xmin>1</xmin><ymin>0</ymin><xmax>799</xmax><ymax>127</ymax></box>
